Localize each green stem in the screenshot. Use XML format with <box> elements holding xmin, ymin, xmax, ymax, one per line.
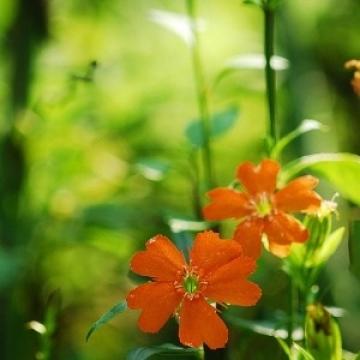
<box><xmin>186</xmin><ymin>0</ymin><xmax>215</xmax><ymax>190</ymax></box>
<box><xmin>287</xmin><ymin>275</ymin><xmax>297</xmax><ymax>345</ymax></box>
<box><xmin>185</xmin><ymin>5</ymin><xmax>222</xmax><ymax>359</ymax></box>
<box><xmin>264</xmin><ymin>6</ymin><xmax>277</xmax><ymax>145</ymax></box>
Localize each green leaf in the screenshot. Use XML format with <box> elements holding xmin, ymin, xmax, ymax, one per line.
<box><xmin>224</xmin><ymin>315</ymin><xmax>303</xmax><ymax>341</ymax></box>
<box><xmin>149</xmin><ymin>9</ymin><xmax>204</xmax><ymax>46</ymax></box>
<box><xmin>242</xmin><ymin>0</ymin><xmax>263</xmax><ymax>6</ymax></box>
<box><xmin>276</xmin><ymin>338</ymin><xmax>291</xmax><ymax>358</ymax></box>
<box><xmin>127</xmin><ymin>343</ymin><xmax>201</xmax><ymax>360</ymax></box>
<box><xmin>136</xmin><ymin>158</ymin><xmax>170</xmax><ymax>181</ymax></box>
<box><xmin>185</xmin><ymin>107</ymin><xmax>239</xmax><ymax>148</ymax></box>
<box><xmin>309</xmin><ymin>227</ymin><xmax>345</xmax><ymax>267</ymax></box>
<box><xmin>215</xmin><ymin>54</ymin><xmax>289</xmax><ymax>87</ymax></box>
<box><xmin>86</xmin><ymin>300</ymin><xmax>127</xmax><ymax>341</ymax></box>
<box><xmin>349</xmin><ymin>220</ymin><xmax>360</xmax><ymax>281</ymax></box>
<box><xmin>293</xmin><ymin>343</ymin><xmax>315</xmax><ymax>360</ymax></box>
<box><xmin>280</xmin><ymin>153</ymin><xmax>360</xmax><ymax>205</ymax></box>
<box><xmin>226</xmin><ymin>54</ymin><xmax>289</xmax><ymax>71</ymax></box>
<box><xmin>271</xmin><ymin>119</ymin><xmax>326</xmax><ymax>159</ymax></box>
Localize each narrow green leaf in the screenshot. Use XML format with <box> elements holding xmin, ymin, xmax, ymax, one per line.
<box><xmin>136</xmin><ymin>159</ymin><xmax>170</xmax><ymax>181</ymax></box>
<box><xmin>186</xmin><ymin>107</ymin><xmax>239</xmax><ymax>148</ymax></box>
<box><xmin>226</xmin><ymin>54</ymin><xmax>289</xmax><ymax>71</ymax></box>
<box><xmin>280</xmin><ymin>153</ymin><xmax>360</xmax><ymax>205</ymax></box>
<box><xmin>224</xmin><ymin>315</ymin><xmax>303</xmax><ymax>340</ymax></box>
<box><xmin>349</xmin><ymin>220</ymin><xmax>360</xmax><ymax>281</ymax></box>
<box><xmin>127</xmin><ymin>343</ymin><xmax>200</xmax><ymax>360</ymax></box>
<box><xmin>149</xmin><ymin>9</ymin><xmax>204</xmax><ymax>46</ymax></box>
<box><xmin>86</xmin><ymin>300</ymin><xmax>127</xmax><ymax>341</ymax></box>
<box><xmin>271</xmin><ymin>119</ymin><xmax>326</xmax><ymax>159</ymax></box>
<box><xmin>215</xmin><ymin>54</ymin><xmax>289</xmax><ymax>87</ymax></box>
<box><xmin>309</xmin><ymin>227</ymin><xmax>345</xmax><ymax>267</ymax></box>
<box><xmin>242</xmin><ymin>0</ymin><xmax>263</xmax><ymax>6</ymax></box>
<box><xmin>293</xmin><ymin>343</ymin><xmax>315</xmax><ymax>360</ymax></box>
<box><xmin>276</xmin><ymin>338</ymin><xmax>291</xmax><ymax>359</ymax></box>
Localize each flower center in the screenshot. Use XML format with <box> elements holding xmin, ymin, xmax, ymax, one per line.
<box><xmin>255</xmin><ymin>194</ymin><xmax>272</xmax><ymax>217</ymax></box>
<box><xmin>183</xmin><ymin>275</ymin><xmax>199</xmax><ymax>294</ymax></box>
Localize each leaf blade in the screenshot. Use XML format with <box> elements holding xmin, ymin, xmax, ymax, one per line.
<box><xmin>86</xmin><ymin>300</ymin><xmax>127</xmax><ymax>342</ymax></box>
<box><xmin>281</xmin><ymin>153</ymin><xmax>360</xmax><ymax>205</ymax></box>
<box><xmin>185</xmin><ymin>107</ymin><xmax>239</xmax><ymax>148</ymax></box>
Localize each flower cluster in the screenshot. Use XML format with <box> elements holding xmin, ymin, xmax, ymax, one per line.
<box><xmin>127</xmin><ymin>159</ymin><xmax>321</xmax><ymax>348</ymax></box>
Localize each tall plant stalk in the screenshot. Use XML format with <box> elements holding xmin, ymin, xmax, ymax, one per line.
<box><xmin>186</xmin><ymin>2</ymin><xmax>225</xmax><ymax>359</ymax></box>
<box><xmin>186</xmin><ymin>0</ymin><xmax>215</xmax><ymax>192</ymax></box>
<box><xmin>264</xmin><ymin>5</ymin><xmax>277</xmax><ymax>145</ymax></box>
<box><xmin>263</xmin><ymin>1</ymin><xmax>295</xmax><ymax>345</ymax></box>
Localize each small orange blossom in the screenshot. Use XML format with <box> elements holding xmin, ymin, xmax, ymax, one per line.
<box><xmin>345</xmin><ymin>59</ymin><xmax>360</xmax><ymax>96</ymax></box>
<box><xmin>126</xmin><ymin>231</ymin><xmax>261</xmax><ymax>349</ymax></box>
<box><xmin>203</xmin><ymin>159</ymin><xmax>322</xmax><ymax>258</ymax></box>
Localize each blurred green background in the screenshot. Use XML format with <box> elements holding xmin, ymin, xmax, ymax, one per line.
<box><xmin>0</xmin><ymin>0</ymin><xmax>359</xmax><ymax>359</ymax></box>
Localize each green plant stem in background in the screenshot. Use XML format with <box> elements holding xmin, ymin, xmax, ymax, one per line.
<box><xmin>185</xmin><ymin>4</ymin><xmax>224</xmax><ymax>358</ymax></box>
<box><xmin>287</xmin><ymin>276</ymin><xmax>297</xmax><ymax>345</ymax></box>
<box><xmin>264</xmin><ymin>6</ymin><xmax>277</xmax><ymax>145</ymax></box>
<box><xmin>186</xmin><ymin>0</ymin><xmax>215</xmax><ymax>191</ymax></box>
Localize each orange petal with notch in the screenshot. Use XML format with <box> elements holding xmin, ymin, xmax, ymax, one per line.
<box><xmin>190</xmin><ymin>231</ymin><xmax>242</xmax><ymax>275</ymax></box>
<box><xmin>203</xmin><ymin>257</ymin><xmax>262</xmax><ymax>306</ymax></box>
<box><xmin>264</xmin><ymin>212</ymin><xmax>308</xmax><ymax>249</ymax></box>
<box><xmin>233</xmin><ymin>219</ymin><xmax>264</xmax><ymax>259</ymax></box>
<box><xmin>203</xmin><ymin>188</ymin><xmax>252</xmax><ymax>220</ymax></box>
<box><xmin>126</xmin><ymin>282</ymin><xmax>182</xmax><ymax>333</ymax></box>
<box><xmin>179</xmin><ymin>296</ymin><xmax>228</xmax><ymax>349</ymax></box>
<box><xmin>237</xmin><ymin>159</ymin><xmax>280</xmax><ymax>195</ymax></box>
<box><xmin>130</xmin><ymin>235</ymin><xmax>185</xmax><ymax>281</ymax></box>
<box><xmin>274</xmin><ymin>175</ymin><xmax>321</xmax><ymax>213</ymax></box>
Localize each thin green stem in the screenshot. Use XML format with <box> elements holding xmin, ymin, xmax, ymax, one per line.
<box><xmin>264</xmin><ymin>6</ymin><xmax>277</xmax><ymax>146</ymax></box>
<box><xmin>287</xmin><ymin>275</ymin><xmax>297</xmax><ymax>346</ymax></box>
<box><xmin>186</xmin><ymin>0</ymin><xmax>215</xmax><ymax>190</ymax></box>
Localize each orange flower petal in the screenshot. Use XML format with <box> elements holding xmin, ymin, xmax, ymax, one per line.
<box><xmin>268</xmin><ymin>243</ymin><xmax>291</xmax><ymax>258</ymax></box>
<box><xmin>203</xmin><ymin>257</ymin><xmax>262</xmax><ymax>306</ymax></box>
<box><xmin>274</xmin><ymin>175</ymin><xmax>321</xmax><ymax>213</ymax></box>
<box><xmin>130</xmin><ymin>235</ymin><xmax>185</xmax><ymax>281</ymax></box>
<box><xmin>237</xmin><ymin>159</ymin><xmax>280</xmax><ymax>195</ymax></box>
<box><xmin>179</xmin><ymin>297</ymin><xmax>228</xmax><ymax>349</ymax></box>
<box><xmin>126</xmin><ymin>282</ymin><xmax>182</xmax><ymax>333</ymax></box>
<box><xmin>264</xmin><ymin>212</ymin><xmax>308</xmax><ymax>250</ymax></box>
<box><xmin>203</xmin><ymin>188</ymin><xmax>252</xmax><ymax>220</ymax></box>
<box><xmin>190</xmin><ymin>231</ymin><xmax>242</xmax><ymax>275</ymax></box>
<box><xmin>233</xmin><ymin>219</ymin><xmax>264</xmax><ymax>259</ymax></box>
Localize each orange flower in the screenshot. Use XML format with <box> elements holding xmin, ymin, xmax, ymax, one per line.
<box><xmin>203</xmin><ymin>159</ymin><xmax>322</xmax><ymax>258</ymax></box>
<box><xmin>126</xmin><ymin>231</ymin><xmax>261</xmax><ymax>349</ymax></box>
<box><xmin>345</xmin><ymin>60</ymin><xmax>360</xmax><ymax>96</ymax></box>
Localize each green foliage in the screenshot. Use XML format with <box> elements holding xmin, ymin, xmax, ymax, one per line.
<box><xmin>276</xmin><ymin>338</ymin><xmax>315</xmax><ymax>360</ymax></box>
<box><xmin>224</xmin><ymin>312</ymin><xmax>302</xmax><ymax>341</ymax></box>
<box><xmin>86</xmin><ymin>300</ymin><xmax>127</xmax><ymax>341</ymax></box>
<box><xmin>149</xmin><ymin>9</ymin><xmax>200</xmax><ymax>47</ymax></box>
<box><xmin>285</xmin><ymin>214</ymin><xmax>344</xmax><ymax>293</ymax></box>
<box><xmin>127</xmin><ymin>343</ymin><xmax>201</xmax><ymax>360</ymax></box>
<box><xmin>349</xmin><ymin>220</ymin><xmax>360</xmax><ymax>281</ymax></box>
<box><xmin>242</xmin><ymin>0</ymin><xmax>284</xmax><ymax>10</ymax></box>
<box><xmin>281</xmin><ymin>153</ymin><xmax>360</xmax><ymax>205</ymax></box>
<box><xmin>185</xmin><ymin>107</ymin><xmax>239</xmax><ymax>148</ymax></box>
<box><xmin>215</xmin><ymin>54</ymin><xmax>289</xmax><ymax>87</ymax></box>
<box><xmin>305</xmin><ymin>304</ymin><xmax>342</xmax><ymax>360</ymax></box>
<box><xmin>310</xmin><ymin>227</ymin><xmax>345</xmax><ymax>267</ymax></box>
<box><xmin>271</xmin><ymin>119</ymin><xmax>326</xmax><ymax>160</ymax></box>
<box><xmin>136</xmin><ymin>158</ymin><xmax>170</xmax><ymax>182</ymax></box>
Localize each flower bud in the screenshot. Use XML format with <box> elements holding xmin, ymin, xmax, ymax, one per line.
<box><xmin>305</xmin><ymin>304</ymin><xmax>342</xmax><ymax>360</ymax></box>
